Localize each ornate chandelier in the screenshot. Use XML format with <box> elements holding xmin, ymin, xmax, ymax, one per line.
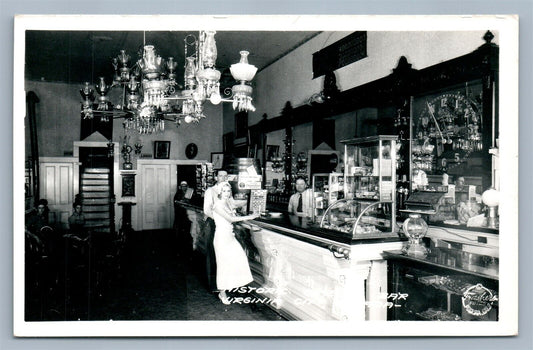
<box><xmin>79</xmin><ymin>31</ymin><xmax>257</xmax><ymax>134</ymax></box>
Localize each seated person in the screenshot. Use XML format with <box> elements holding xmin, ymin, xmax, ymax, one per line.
<box><xmin>64</xmin><ymin>201</ymin><xmax>90</xmax><ymax>257</ymax></box>
<box><xmin>287</xmin><ymin>177</ymin><xmax>313</xmax><ymax>218</ymax></box>
<box><xmin>174</xmin><ymin>181</ymin><xmax>194</xmax><ymax>203</ymax></box>
<box><xmin>68</xmin><ymin>201</ymin><xmax>86</xmax><ymax>233</ymax></box>
<box><xmin>26</xmin><ymin>199</ymin><xmax>50</xmax><ymax>233</ymax></box>
<box><xmin>25</xmin><ymin>199</ymin><xmax>53</xmax><ymax>253</ymax></box>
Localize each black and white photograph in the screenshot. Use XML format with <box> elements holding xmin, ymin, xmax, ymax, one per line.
<box><xmin>266</xmin><ymin>145</ymin><xmax>280</xmax><ymax>161</ymax></box>
<box><xmin>211</xmin><ymin>152</ymin><xmax>224</xmax><ymax>169</ymax></box>
<box><xmin>13</xmin><ymin>15</ymin><xmax>519</xmax><ymax>337</ymax></box>
<box><xmin>154</xmin><ymin>141</ymin><xmax>171</xmax><ymax>159</ymax></box>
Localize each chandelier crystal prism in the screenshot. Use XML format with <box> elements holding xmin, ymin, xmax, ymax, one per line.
<box><xmin>79</xmin><ymin>31</ymin><xmax>258</xmax><ymax>134</ymax></box>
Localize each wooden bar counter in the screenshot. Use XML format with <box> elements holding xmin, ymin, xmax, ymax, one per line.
<box><xmin>178</xmin><ymin>201</ymin><xmax>405</xmax><ymax>321</ymax></box>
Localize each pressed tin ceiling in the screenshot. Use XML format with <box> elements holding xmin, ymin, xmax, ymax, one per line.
<box><xmin>25</xmin><ymin>30</ymin><xmax>321</xmax><ymax>86</ymax></box>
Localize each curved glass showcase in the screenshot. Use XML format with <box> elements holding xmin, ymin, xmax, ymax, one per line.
<box><xmin>320</xmin><ymin>198</ymin><xmax>398</xmax><ymax>239</ymax></box>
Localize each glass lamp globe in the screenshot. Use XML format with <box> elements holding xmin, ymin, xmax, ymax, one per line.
<box><xmin>209</xmin><ymin>92</ymin><xmax>222</xmax><ymax>105</ymax></box>
<box><xmin>482</xmin><ymin>188</ymin><xmax>500</xmax><ymax>228</ymax></box>
<box><xmin>230</xmin><ymin>51</ymin><xmax>257</xmax><ymax>82</ymax></box>
<box><xmin>403</xmin><ymin>213</ymin><xmax>429</xmax><ymax>258</ymax></box>
<box><xmin>481</xmin><ymin>188</ymin><xmax>499</xmax><ymax>207</ymax></box>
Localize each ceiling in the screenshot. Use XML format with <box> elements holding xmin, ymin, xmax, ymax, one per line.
<box><xmin>25</xmin><ymin>30</ymin><xmax>321</xmax><ymax>87</ymax></box>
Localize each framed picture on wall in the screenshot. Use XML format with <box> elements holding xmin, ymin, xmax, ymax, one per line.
<box><xmin>211</xmin><ymin>152</ymin><xmax>224</xmax><ymax>169</ymax></box>
<box><xmin>121</xmin><ymin>174</ymin><xmax>136</xmax><ymax>197</ymax></box>
<box><xmin>248</xmin><ymin>145</ymin><xmax>257</xmax><ymax>159</ymax></box>
<box><xmin>154</xmin><ymin>141</ymin><xmax>171</xmax><ymax>159</ymax></box>
<box><xmin>266</xmin><ymin>145</ymin><xmax>280</xmax><ymax>161</ymax></box>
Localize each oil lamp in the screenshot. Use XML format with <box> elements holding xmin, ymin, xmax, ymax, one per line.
<box><xmin>80</xmin><ymin>31</ymin><xmax>257</xmax><ymax>134</ymax></box>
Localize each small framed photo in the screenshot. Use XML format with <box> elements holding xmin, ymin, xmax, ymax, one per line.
<box><xmin>266</xmin><ymin>145</ymin><xmax>280</xmax><ymax>161</ymax></box>
<box><xmin>154</xmin><ymin>141</ymin><xmax>171</xmax><ymax>159</ymax></box>
<box><xmin>248</xmin><ymin>145</ymin><xmax>257</xmax><ymax>159</ymax></box>
<box><xmin>211</xmin><ymin>152</ymin><xmax>224</xmax><ymax>169</ymax></box>
<box><xmin>121</xmin><ymin>174</ymin><xmax>136</xmax><ymax>197</ymax></box>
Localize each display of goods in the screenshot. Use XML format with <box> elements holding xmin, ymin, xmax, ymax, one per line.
<box><xmin>417</xmin><ymin>308</ymin><xmax>462</xmax><ymax>321</ymax></box>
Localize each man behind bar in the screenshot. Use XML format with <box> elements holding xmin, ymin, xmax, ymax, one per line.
<box><xmin>288</xmin><ymin>177</ymin><xmax>313</xmax><ymax>218</ymax></box>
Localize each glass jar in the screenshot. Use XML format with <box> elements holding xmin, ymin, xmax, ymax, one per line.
<box><xmin>402</xmin><ymin>213</ymin><xmax>429</xmax><ymax>257</ymax></box>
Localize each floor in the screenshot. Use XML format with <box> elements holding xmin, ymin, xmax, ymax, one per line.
<box><xmin>25</xmin><ymin>229</ymin><xmax>285</xmax><ymax>322</ymax></box>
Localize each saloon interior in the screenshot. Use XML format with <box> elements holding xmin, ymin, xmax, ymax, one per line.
<box><xmin>22</xmin><ymin>27</ymin><xmax>501</xmax><ymax>323</ymax></box>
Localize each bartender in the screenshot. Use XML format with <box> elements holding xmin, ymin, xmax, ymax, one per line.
<box><xmin>288</xmin><ymin>177</ymin><xmax>313</xmax><ymax>218</ymax></box>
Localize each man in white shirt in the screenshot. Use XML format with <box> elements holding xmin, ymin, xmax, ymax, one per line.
<box><xmin>203</xmin><ymin>169</ymin><xmax>229</xmax><ymax>291</ymax></box>
<box><xmin>288</xmin><ymin>177</ymin><xmax>313</xmax><ymax>218</ymax></box>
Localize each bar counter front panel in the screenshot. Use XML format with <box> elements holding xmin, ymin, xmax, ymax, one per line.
<box><xmin>179</xmin><ymin>201</ymin><xmax>404</xmax><ymax>321</ymax></box>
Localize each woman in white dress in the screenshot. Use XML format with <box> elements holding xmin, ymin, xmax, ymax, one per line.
<box><xmin>212</xmin><ymin>182</ymin><xmax>259</xmax><ymax>304</ymax></box>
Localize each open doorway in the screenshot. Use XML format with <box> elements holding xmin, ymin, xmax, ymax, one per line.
<box><xmin>177</xmin><ymin>164</ymin><xmax>197</xmax><ymax>190</ymax></box>
<box><xmin>76</xmin><ymin>145</ymin><xmax>115</xmax><ymax>233</ymax></box>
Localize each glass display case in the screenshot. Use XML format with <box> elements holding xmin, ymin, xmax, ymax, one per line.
<box><xmin>342</xmin><ymin>135</ymin><xmax>398</xmax><ymax>203</ymax></box>
<box><xmin>319</xmin><ymin>136</ymin><xmax>399</xmax><ymax>238</ymax></box>
<box><xmin>328</xmin><ymin>172</ymin><xmax>345</xmax><ymax>203</ymax></box>
<box><xmin>311</xmin><ymin>173</ymin><xmax>329</xmax><ymax>222</ymax></box>
<box><xmin>312</xmin><ymin>172</ymin><xmax>345</xmax><ymax>222</ymax></box>
<box><xmin>320</xmin><ymin>199</ymin><xmax>396</xmax><ymax>239</ymax></box>
<box><xmin>384</xmin><ymin>249</ymin><xmax>498</xmax><ymax>321</ymax></box>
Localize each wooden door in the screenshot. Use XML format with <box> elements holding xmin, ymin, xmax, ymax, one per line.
<box><xmin>140</xmin><ymin>163</ymin><xmax>172</xmax><ymax>230</ymax></box>
<box><xmin>39</xmin><ymin>158</ymin><xmax>77</xmax><ymax>229</ymax></box>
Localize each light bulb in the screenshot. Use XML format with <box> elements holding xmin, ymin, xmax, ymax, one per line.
<box><xmin>482</xmin><ymin>188</ymin><xmax>500</xmax><ymax>207</ymax></box>
<box><xmin>209</xmin><ymin>93</ymin><xmax>221</xmax><ymax>105</ymax></box>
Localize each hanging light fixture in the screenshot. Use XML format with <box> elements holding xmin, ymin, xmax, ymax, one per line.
<box><xmin>80</xmin><ymin>82</ymin><xmax>95</xmax><ymax>119</ymax></box>
<box><xmin>79</xmin><ymin>30</ymin><xmax>258</xmax><ymax>134</ymax></box>
<box><xmin>230</xmin><ymin>50</ymin><xmax>257</xmax><ymax>112</ymax></box>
